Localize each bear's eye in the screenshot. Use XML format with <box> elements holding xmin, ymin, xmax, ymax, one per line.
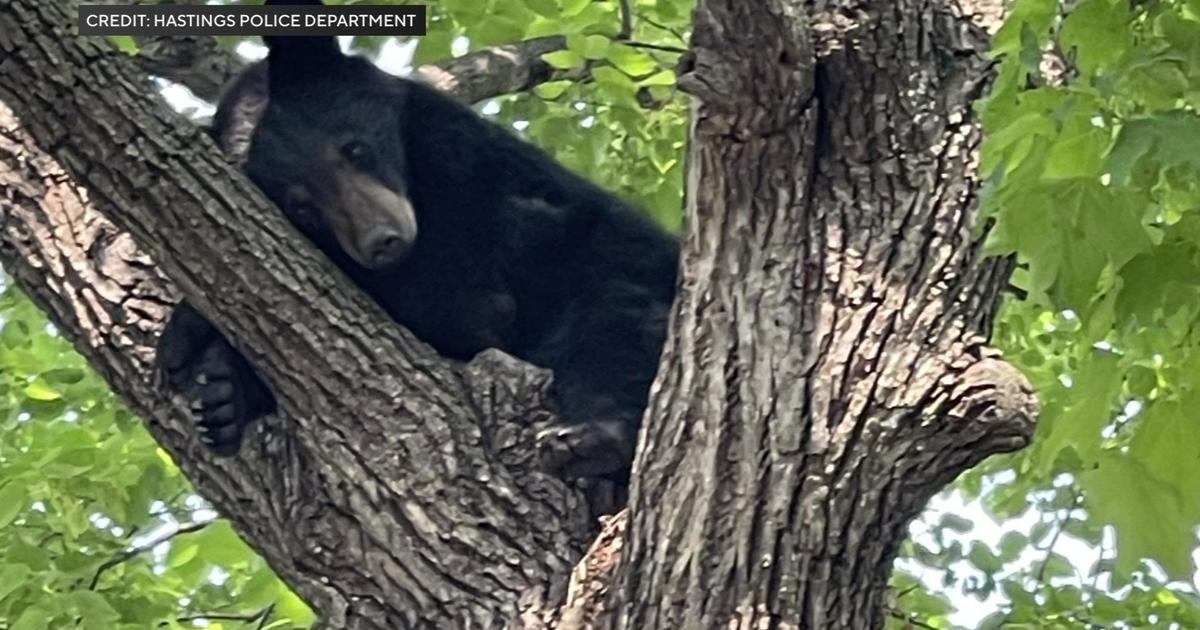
<box><xmin>341</xmin><ymin>141</ymin><xmax>374</xmax><ymax>170</ymax></box>
<box><xmin>289</xmin><ymin>200</ymin><xmax>321</xmax><ymax>226</ymax></box>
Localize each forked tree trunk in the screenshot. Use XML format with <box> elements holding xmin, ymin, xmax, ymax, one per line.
<box><xmin>606</xmin><ymin>3</ymin><xmax>1037</xmax><ymax>627</ymax></box>
<box><xmin>0</xmin><ymin>1</ymin><xmax>1037</xmax><ymax>629</ymax></box>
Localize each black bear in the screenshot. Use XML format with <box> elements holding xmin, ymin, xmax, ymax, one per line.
<box><xmin>156</xmin><ymin>16</ymin><xmax>680</xmax><ymax>480</ymax></box>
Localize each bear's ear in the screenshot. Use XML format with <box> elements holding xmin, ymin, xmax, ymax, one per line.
<box><xmin>211</xmin><ymin>61</ymin><xmax>269</xmax><ymax>164</ymax></box>
<box><xmin>261</xmin><ymin>0</ymin><xmax>342</xmax><ymax>92</ymax></box>
<box><xmin>263</xmin><ymin>35</ymin><xmax>342</xmax><ymax>92</ymax></box>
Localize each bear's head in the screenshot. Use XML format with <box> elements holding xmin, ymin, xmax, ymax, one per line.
<box><xmin>215</xmin><ymin>1</ymin><xmax>418</xmax><ymax>271</ymax></box>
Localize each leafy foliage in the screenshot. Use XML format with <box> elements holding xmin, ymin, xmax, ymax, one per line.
<box><xmin>0</xmin><ymin>277</ymin><xmax>313</xmax><ymax>629</ymax></box>
<box><xmin>887</xmin><ymin>0</ymin><xmax>1200</xmax><ymax>626</ymax></box>
<box><xmin>462</xmin><ymin>0</ymin><xmax>692</xmax><ymax>232</ymax></box>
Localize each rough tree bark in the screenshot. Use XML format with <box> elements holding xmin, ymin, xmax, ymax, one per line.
<box><xmin>0</xmin><ymin>1</ymin><xmax>1037</xmax><ymax>630</ymax></box>
<box><xmin>605</xmin><ymin>2</ymin><xmax>1037</xmax><ymax>628</ymax></box>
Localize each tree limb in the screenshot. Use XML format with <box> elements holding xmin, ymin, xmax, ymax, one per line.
<box><xmin>134</xmin><ymin>35</ymin><xmax>243</xmax><ymax>103</ymax></box>
<box><xmin>133</xmin><ymin>31</ymin><xmax>570</xmax><ymax>106</ymax></box>
<box><xmin>413</xmin><ymin>36</ymin><xmax>570</xmax><ymax>104</ymax></box>
<box><xmin>175</xmin><ymin>605</ymin><xmax>275</xmax><ymax>626</ymax></box>
<box><xmin>0</xmin><ymin>2</ymin><xmax>595</xmax><ymax>627</ymax></box>
<box><xmin>90</xmin><ymin>521</ymin><xmax>210</xmax><ymax>590</ymax></box>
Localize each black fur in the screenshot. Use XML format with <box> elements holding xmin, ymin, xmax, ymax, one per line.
<box><xmin>157</xmin><ymin>27</ymin><xmax>678</xmax><ymax>479</ymax></box>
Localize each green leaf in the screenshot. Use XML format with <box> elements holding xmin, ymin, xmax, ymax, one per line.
<box><xmin>1107</xmin><ymin>114</ymin><xmax>1200</xmax><ymax>185</ymax></box>
<box><xmin>1107</xmin><ymin>119</ymin><xmax>1157</xmax><ymax>185</ymax></box>
<box><xmin>522</xmin><ymin>0</ymin><xmax>559</xmax><ymax>18</ymax></box>
<box><xmin>1116</xmin><ymin>241</ymin><xmax>1200</xmax><ymax>324</ymax></box>
<box><xmin>413</xmin><ymin>30</ymin><xmax>454</xmax><ymax>66</ymax></box>
<box><xmin>639</xmin><ymin>70</ymin><xmax>677</xmax><ymax>86</ymax></box>
<box><xmin>1059</xmin><ymin>0</ymin><xmax>1130</xmax><ymax>74</ymax></box>
<box><xmin>240</xmin><ymin>567</ymin><xmax>280</xmax><ymax>609</ymax></box>
<box><xmin>1002</xmin><ymin>581</ymin><xmax>1037</xmax><ymax>610</ymax></box>
<box><xmin>167</xmin><ymin>538</ymin><xmax>200</xmax><ymax>568</ymax></box>
<box><xmin>12</xmin><ymin>607</ymin><xmax>51</xmax><ymax>630</ymax></box>
<box><xmin>107</xmin><ymin>36</ymin><xmax>138</xmax><ymax>55</ymax></box>
<box><xmin>592</xmin><ymin>66</ymin><xmax>639</xmax><ymax>108</ymax></box>
<box><xmin>23</xmin><ymin>379</ymin><xmax>60</xmax><ymax>402</ymax></box>
<box><xmin>937</xmin><ymin>513</ymin><xmax>974</xmax><ymax>534</ymax></box>
<box><xmin>1040</xmin><ymin>552</ymin><xmax>1075</xmax><ymax>579</ymax></box>
<box><xmin>1123</xmin><ymin>61</ymin><xmax>1191</xmax><ymax>110</ymax></box>
<box><xmin>560</xmin><ymin>0</ymin><xmax>589</xmax><ymax>16</ymax></box>
<box><xmin>468</xmin><ymin>15</ymin><xmax>526</xmax><ymax>47</ymax></box>
<box><xmin>534</xmin><ymin>80</ymin><xmax>573</xmax><ymax>100</ymax></box>
<box><xmin>1083</xmin><ymin>452</ymin><xmax>1198</xmax><ymax>579</ymax></box>
<box><xmin>40</xmin><ymin>368</ymin><xmax>83</xmax><ymax>384</ymax></box>
<box><xmin>982</xmin><ymin>110</ymin><xmax>1057</xmax><ymax>173</ymax></box>
<box><xmin>968</xmin><ymin>541</ymin><xmax>1004</xmax><ymax>574</ymax></box>
<box><xmin>196</xmin><ymin>520</ymin><xmax>252</xmax><ymax>566</ymax></box>
<box><xmin>1042</xmin><ymin>120</ymin><xmax>1110</xmax><ymax>180</ymax></box>
<box><xmin>607</xmin><ymin>44</ymin><xmax>658</xmax><ymax>76</ymax></box>
<box><xmin>0</xmin><ymin>563</ymin><xmax>32</xmax><ymax>602</ymax></box>
<box><xmin>592</xmin><ymin>67</ymin><xmax>638</xmax><ymax>88</ymax></box>
<box><xmin>580</xmin><ymin>34</ymin><xmax>611</xmax><ymax>60</ymax></box>
<box><xmin>1028</xmin><ymin>520</ymin><xmax>1053</xmax><ymax>545</ymax></box>
<box><xmin>992</xmin><ymin>0</ymin><xmax>1056</xmax><ymax>56</ymax></box>
<box><xmin>66</xmin><ymin>591</ymin><xmax>121</xmax><ymax>627</ymax></box>
<box><xmin>441</xmin><ymin>0</ymin><xmax>485</xmax><ymax>26</ymax></box>
<box><xmin>275</xmin><ymin>588</ymin><xmax>316</xmax><ymax>626</ymax></box>
<box><xmin>542</xmin><ymin>50</ymin><xmax>585</xmax><ymax>70</ymax></box>
<box><xmin>1035</xmin><ymin>348</ymin><xmax>1121</xmax><ymax>472</ymax></box>
<box><xmin>8</xmin><ymin>539</ymin><xmax>50</xmax><ymax>572</ymax></box>
<box><xmin>997</xmin><ymin>531</ymin><xmax>1028</xmax><ymax>561</ymax></box>
<box><xmin>0</xmin><ymin>315</ymin><xmax>28</xmax><ymax>348</ymax></box>
<box><xmin>0</xmin><ymin>482</ymin><xmax>28</xmax><ymax>528</ymax></box>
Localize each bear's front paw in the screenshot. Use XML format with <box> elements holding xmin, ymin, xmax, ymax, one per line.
<box><xmin>184</xmin><ymin>340</ymin><xmax>255</xmax><ymax>456</ymax></box>
<box><xmin>158</xmin><ymin>303</ymin><xmax>272</xmax><ymax>456</ymax></box>
<box><xmin>536</xmin><ymin>420</ymin><xmax>635</xmax><ymax>478</ymax></box>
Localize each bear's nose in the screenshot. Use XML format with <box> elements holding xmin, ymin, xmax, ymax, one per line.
<box><xmin>364</xmin><ymin>229</ymin><xmax>411</xmax><ymax>268</ymax></box>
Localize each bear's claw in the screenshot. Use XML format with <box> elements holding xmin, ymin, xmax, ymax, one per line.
<box><xmin>536</xmin><ymin>420</ymin><xmax>635</xmax><ymax>479</ymax></box>
<box><xmin>157</xmin><ymin>302</ymin><xmax>271</xmax><ymax>456</ymax></box>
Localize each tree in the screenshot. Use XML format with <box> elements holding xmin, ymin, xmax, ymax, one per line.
<box><xmin>0</xmin><ymin>0</ymin><xmax>1034</xmax><ymax>625</ymax></box>
<box><xmin>3</xmin><ymin>0</ymin><xmax>1200</xmax><ymax>628</ymax></box>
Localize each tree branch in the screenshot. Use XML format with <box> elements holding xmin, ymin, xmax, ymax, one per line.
<box><xmin>413</xmin><ymin>36</ymin><xmax>570</xmax><ymax>104</ymax></box>
<box><xmin>134</xmin><ymin>32</ymin><xmax>570</xmax><ymax>106</ymax></box>
<box><xmin>887</xmin><ymin>608</ymin><xmax>942</xmax><ymax>630</ymax></box>
<box><xmin>622</xmin><ymin>41</ymin><xmax>687</xmax><ymax>54</ymax></box>
<box><xmin>134</xmin><ymin>35</ymin><xmax>243</xmax><ymax>103</ymax></box>
<box><xmin>616</xmin><ymin>0</ymin><xmax>633</xmax><ymax>40</ymax></box>
<box><xmin>90</xmin><ymin>521</ymin><xmax>210</xmax><ymax>590</ymax></box>
<box><xmin>174</xmin><ymin>605</ymin><xmax>274</xmax><ymax>626</ymax></box>
<box><xmin>0</xmin><ymin>2</ymin><xmax>595</xmax><ymax>627</ymax></box>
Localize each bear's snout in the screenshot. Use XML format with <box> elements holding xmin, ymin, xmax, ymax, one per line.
<box><xmin>363</xmin><ymin>226</ymin><xmax>411</xmax><ymax>268</ymax></box>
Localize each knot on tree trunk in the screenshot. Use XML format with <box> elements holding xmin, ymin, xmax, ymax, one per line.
<box><xmin>950</xmin><ymin>354</ymin><xmax>1040</xmax><ymax>450</ymax></box>
<box><xmin>889</xmin><ymin>350</ymin><xmax>1039</xmax><ymax>509</ymax></box>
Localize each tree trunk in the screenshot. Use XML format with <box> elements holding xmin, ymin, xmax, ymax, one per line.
<box><xmin>605</xmin><ymin>2</ymin><xmax>1037</xmax><ymax>628</ymax></box>
<box><xmin>0</xmin><ymin>1</ymin><xmax>1037</xmax><ymax>629</ymax></box>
